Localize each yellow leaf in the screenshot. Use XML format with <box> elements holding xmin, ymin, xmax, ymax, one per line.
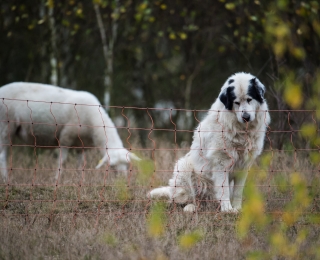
<box><xmin>274</xmin><ymin>174</ymin><xmax>289</xmax><ymax>193</ymax></box>
<box><xmin>270</xmin><ymin>232</ymin><xmax>287</xmax><ymax>250</ymax></box>
<box><xmin>290</xmin><ymin>172</ymin><xmax>303</xmax><ymax>186</ymax></box>
<box><xmin>156</xmin><ymin>253</ymin><xmax>168</xmax><ymax>260</ymax></box>
<box><xmin>282</xmin><ymin>211</ymin><xmax>296</xmax><ymax>226</ymax></box>
<box><xmin>76</xmin><ymin>8</ymin><xmax>82</xmax><ymax>15</ymax></box>
<box><xmin>225</xmin><ymin>3</ymin><xmax>235</xmax><ymax>10</ymax></box>
<box><xmin>300</xmin><ymin>124</ymin><xmax>317</xmax><ymax>138</ymax></box>
<box><xmin>160</xmin><ymin>4</ymin><xmax>167</xmax><ymax>10</ymax></box>
<box><xmin>308</xmin><ymin>214</ymin><xmax>320</xmax><ymax>224</ymax></box>
<box><xmin>169</xmin><ymin>32</ymin><xmax>176</xmax><ymax>40</ymax></box>
<box><xmin>296</xmin><ymin>228</ymin><xmax>308</xmax><ymax>244</ymax></box>
<box><xmin>237</xmin><ymin>214</ymin><xmax>250</xmax><ymax>238</ymax></box>
<box><xmin>147</xmin><ymin>202</ymin><xmax>166</xmax><ymax>237</ymax></box>
<box><xmin>273</xmin><ymin>41</ymin><xmax>286</xmax><ymax>57</ymax></box>
<box><xmin>284</xmin><ymin>84</ymin><xmax>303</xmax><ymax>109</ymax></box>
<box><xmin>312</xmin><ymin>20</ymin><xmax>320</xmax><ymax>36</ymax></box>
<box><xmin>292</xmin><ymin>47</ymin><xmax>306</xmax><ymax>59</ymax></box>
<box><xmin>137</xmin><ymin>158</ymin><xmax>154</xmax><ymax>184</ymax></box>
<box><xmin>277</xmin><ymin>0</ymin><xmax>289</xmax><ymax>10</ymax></box>
<box><xmin>260</xmin><ymin>153</ymin><xmax>272</xmax><ymax>169</ymax></box>
<box><xmin>47</xmin><ymin>0</ymin><xmax>54</xmax><ymax>9</ymax></box>
<box><xmin>179</xmin><ymin>230</ymin><xmax>204</xmax><ymax>249</ymax></box>
<box><xmin>179</xmin><ymin>32</ymin><xmax>187</xmax><ymax>40</ymax></box>
<box><xmin>310</xmin><ymin>152</ymin><xmax>320</xmax><ymax>164</ymax></box>
<box><xmin>249</xmin><ymin>197</ymin><xmax>264</xmax><ymax>215</ymax></box>
<box><xmin>139</xmin><ymin>3</ymin><xmax>148</xmax><ymax>10</ymax></box>
<box><xmin>218</xmin><ymin>46</ymin><xmax>226</xmax><ymax>53</ymax></box>
<box><xmin>274</xmin><ymin>24</ymin><xmax>289</xmax><ymax>38</ymax></box>
<box><xmin>114</xmin><ymin>178</ymin><xmax>130</xmax><ymax>201</ymax></box>
<box><xmin>100</xmin><ymin>233</ymin><xmax>118</xmax><ymax>246</ymax></box>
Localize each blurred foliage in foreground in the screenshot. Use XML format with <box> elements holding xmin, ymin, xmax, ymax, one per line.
<box><xmin>236</xmin><ymin>2</ymin><xmax>320</xmax><ymax>257</ymax></box>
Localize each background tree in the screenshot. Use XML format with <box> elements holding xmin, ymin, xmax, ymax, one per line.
<box><xmin>0</xmin><ymin>0</ymin><xmax>319</xmax><ymax>146</ymax></box>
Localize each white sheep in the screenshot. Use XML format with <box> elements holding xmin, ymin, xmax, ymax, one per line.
<box><xmin>0</xmin><ymin>82</ymin><xmax>140</xmax><ymax>181</ymax></box>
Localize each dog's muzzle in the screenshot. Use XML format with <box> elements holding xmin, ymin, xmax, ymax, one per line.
<box><xmin>242</xmin><ymin>112</ymin><xmax>251</xmax><ymax>122</ymax></box>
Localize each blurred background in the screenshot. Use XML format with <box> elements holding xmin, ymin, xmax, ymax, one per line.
<box><xmin>1</xmin><ymin>0</ymin><xmax>319</xmax><ymax>146</ymax></box>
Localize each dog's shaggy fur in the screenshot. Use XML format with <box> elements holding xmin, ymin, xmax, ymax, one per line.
<box><xmin>149</xmin><ymin>72</ymin><xmax>270</xmax><ymax>212</ymax></box>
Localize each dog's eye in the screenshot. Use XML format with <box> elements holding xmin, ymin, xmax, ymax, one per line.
<box><xmin>234</xmin><ymin>102</ymin><xmax>240</xmax><ymax>105</ymax></box>
<box><xmin>247</xmin><ymin>98</ymin><xmax>252</xmax><ymax>103</ymax></box>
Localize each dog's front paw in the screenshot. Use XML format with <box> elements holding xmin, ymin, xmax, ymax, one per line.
<box><xmin>233</xmin><ymin>204</ymin><xmax>242</xmax><ymax>212</ymax></box>
<box><xmin>220</xmin><ymin>201</ymin><xmax>238</xmax><ymax>213</ymax></box>
<box><xmin>147</xmin><ymin>187</ymin><xmax>171</xmax><ymax>200</ymax></box>
<box><xmin>183</xmin><ymin>203</ymin><xmax>196</xmax><ymax>213</ymax></box>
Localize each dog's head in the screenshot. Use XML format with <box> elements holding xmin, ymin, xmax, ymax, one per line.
<box><xmin>219</xmin><ymin>72</ymin><xmax>266</xmax><ymax>124</ymax></box>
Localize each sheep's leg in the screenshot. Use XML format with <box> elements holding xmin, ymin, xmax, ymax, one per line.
<box><xmin>0</xmin><ymin>148</ymin><xmax>8</xmax><ymax>182</ymax></box>
<box><xmin>55</xmin><ymin>127</ymin><xmax>77</xmax><ymax>180</ymax></box>
<box><xmin>77</xmin><ymin>151</ymin><xmax>87</xmax><ymax>169</ymax></box>
<box><xmin>116</xmin><ymin>163</ymin><xmax>128</xmax><ymax>176</ymax></box>
<box><xmin>55</xmin><ymin>147</ymin><xmax>68</xmax><ymax>180</ymax></box>
<box><xmin>73</xmin><ymin>151</ymin><xmax>87</xmax><ymax>182</ymax></box>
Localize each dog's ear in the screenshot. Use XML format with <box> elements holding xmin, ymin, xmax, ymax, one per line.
<box><xmin>219</xmin><ymin>86</ymin><xmax>235</xmax><ymax>110</ymax></box>
<box><xmin>248</xmin><ymin>77</ymin><xmax>265</xmax><ymax>104</ymax></box>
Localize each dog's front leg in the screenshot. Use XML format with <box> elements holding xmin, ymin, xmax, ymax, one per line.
<box><xmin>212</xmin><ymin>171</ymin><xmax>235</xmax><ymax>212</ymax></box>
<box><xmin>231</xmin><ymin>171</ymin><xmax>248</xmax><ymax>210</ymax></box>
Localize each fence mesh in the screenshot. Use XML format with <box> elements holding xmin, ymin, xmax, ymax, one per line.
<box><xmin>0</xmin><ymin>98</ymin><xmax>319</xmax><ymax>227</ymax></box>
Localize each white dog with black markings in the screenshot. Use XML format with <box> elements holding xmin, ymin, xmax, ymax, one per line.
<box><xmin>149</xmin><ymin>72</ymin><xmax>270</xmax><ymax>212</ymax></box>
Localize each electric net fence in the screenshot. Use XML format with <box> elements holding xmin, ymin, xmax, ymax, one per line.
<box><xmin>0</xmin><ymin>98</ymin><xmax>319</xmax><ymax>226</ymax></box>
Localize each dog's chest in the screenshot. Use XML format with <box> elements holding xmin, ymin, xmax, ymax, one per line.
<box><xmin>229</xmin><ymin>132</ymin><xmax>258</xmax><ymax>161</ymax></box>
<box><xmin>231</xmin><ymin>132</ymin><xmax>252</xmax><ymax>149</ymax></box>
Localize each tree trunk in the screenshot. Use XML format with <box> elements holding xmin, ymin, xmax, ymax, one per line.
<box><xmin>93</xmin><ymin>1</ymin><xmax>119</xmax><ymax>112</ymax></box>
<box><xmin>48</xmin><ymin>0</ymin><xmax>58</xmax><ymax>86</ymax></box>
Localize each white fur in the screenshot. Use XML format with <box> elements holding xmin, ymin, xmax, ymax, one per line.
<box><xmin>183</xmin><ymin>204</ymin><xmax>196</xmax><ymax>213</ymax></box>
<box><xmin>149</xmin><ymin>72</ymin><xmax>271</xmax><ymax>212</ymax></box>
<box><xmin>0</xmin><ymin>82</ymin><xmax>139</xmax><ymax>181</ymax></box>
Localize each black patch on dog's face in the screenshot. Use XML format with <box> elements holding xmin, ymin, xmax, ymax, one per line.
<box><xmin>248</xmin><ymin>78</ymin><xmax>265</xmax><ymax>104</ymax></box>
<box><xmin>219</xmin><ymin>86</ymin><xmax>236</xmax><ymax>110</ymax></box>
<box><xmin>228</xmin><ymin>79</ymin><xmax>234</xmax><ymax>85</ymax></box>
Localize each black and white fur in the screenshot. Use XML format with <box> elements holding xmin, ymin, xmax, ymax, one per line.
<box><xmin>148</xmin><ymin>72</ymin><xmax>270</xmax><ymax>212</ymax></box>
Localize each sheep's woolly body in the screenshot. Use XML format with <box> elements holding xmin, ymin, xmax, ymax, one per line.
<box><xmin>0</xmin><ymin>82</ymin><xmax>137</xmax><ymax>180</ymax></box>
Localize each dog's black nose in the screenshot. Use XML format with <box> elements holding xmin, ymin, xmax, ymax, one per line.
<box><xmin>242</xmin><ymin>112</ymin><xmax>250</xmax><ymax>122</ymax></box>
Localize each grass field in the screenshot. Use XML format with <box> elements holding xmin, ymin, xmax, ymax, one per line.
<box><xmin>1</xmin><ymin>142</ymin><xmax>320</xmax><ymax>259</ymax></box>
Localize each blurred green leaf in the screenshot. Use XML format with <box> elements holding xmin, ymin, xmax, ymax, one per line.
<box><xmin>178</xmin><ymin>230</ymin><xmax>204</xmax><ymax>250</ymax></box>
<box><xmin>147</xmin><ymin>202</ymin><xmax>167</xmax><ymax>237</ymax></box>
<box><xmin>225</xmin><ymin>3</ymin><xmax>235</xmax><ymax>10</ymax></box>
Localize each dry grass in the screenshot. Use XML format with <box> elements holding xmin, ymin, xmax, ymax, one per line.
<box><xmin>1</xmin><ymin>141</ymin><xmax>320</xmax><ymax>259</ymax></box>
